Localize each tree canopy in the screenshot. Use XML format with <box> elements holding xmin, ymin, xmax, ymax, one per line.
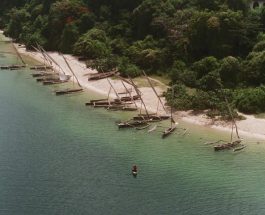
<box><xmin>2</xmin><ymin>0</ymin><xmax>265</xmax><ymax>115</ymax></box>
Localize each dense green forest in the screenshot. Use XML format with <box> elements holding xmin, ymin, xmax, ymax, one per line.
<box><xmin>2</xmin><ymin>0</ymin><xmax>265</xmax><ymax>117</ymax></box>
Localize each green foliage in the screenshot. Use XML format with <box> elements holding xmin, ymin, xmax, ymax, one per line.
<box><xmin>3</xmin><ymin>0</ymin><xmax>265</xmax><ymax>116</ymax></box>
<box><xmin>117</xmin><ymin>57</ymin><xmax>141</xmax><ymax>78</ymax></box>
<box><xmin>73</xmin><ymin>28</ymin><xmax>111</xmax><ymax>59</ymax></box>
<box><xmin>60</xmin><ymin>23</ymin><xmax>79</xmax><ymax>53</ymax></box>
<box><xmin>87</xmin><ymin>55</ymin><xmax>118</xmax><ymax>72</ymax></box>
<box><xmin>219</xmin><ymin>56</ymin><xmax>241</xmax><ymax>87</ymax></box>
<box><xmin>235</xmin><ymin>87</ymin><xmax>265</xmax><ymax>113</ymax></box>
<box><xmin>190</xmin><ymin>56</ymin><xmax>222</xmax><ymax>90</ymax></box>
<box><xmin>6</xmin><ymin>8</ymin><xmax>31</xmax><ymax>39</ymax></box>
<box><xmin>165</xmin><ymin>84</ymin><xmax>193</xmax><ymax>110</ymax></box>
<box><xmin>241</xmin><ymin>51</ymin><xmax>265</xmax><ymax>85</ymax></box>
<box><xmin>26</xmin><ymin>31</ymin><xmax>47</xmax><ymax>49</ymax></box>
<box><xmin>252</xmin><ymin>40</ymin><xmax>265</xmax><ymax>52</ymax></box>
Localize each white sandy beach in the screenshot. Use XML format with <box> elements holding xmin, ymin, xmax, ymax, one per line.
<box><xmin>13</xmin><ymin>42</ymin><xmax>265</xmax><ymax>141</ymax></box>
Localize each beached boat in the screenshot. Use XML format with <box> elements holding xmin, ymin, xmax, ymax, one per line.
<box><xmin>55</xmin><ymin>88</ymin><xmax>83</xmax><ymax>95</ymax></box>
<box><xmin>31</xmin><ymin>71</ymin><xmax>54</xmax><ymax>77</ymax></box>
<box><xmin>114</xmin><ymin>95</ymin><xmax>140</xmax><ymax>102</ymax></box>
<box><xmin>43</xmin><ymin>79</ymin><xmax>68</xmax><ymax>85</ymax></box>
<box><xmin>122</xmin><ymin>107</ymin><xmax>138</xmax><ymax>111</ymax></box>
<box><xmin>86</xmin><ymin>99</ymin><xmax>123</xmax><ymax>107</ymax></box>
<box><xmin>0</xmin><ymin>65</ymin><xmax>10</xmax><ymax>69</ymax></box>
<box><xmin>30</xmin><ymin>65</ymin><xmax>52</xmax><ymax>70</ymax></box>
<box><xmin>55</xmin><ymin>55</ymin><xmax>83</xmax><ymax>95</ymax></box>
<box><xmin>162</xmin><ymin>124</ymin><xmax>177</xmax><ymax>138</ymax></box>
<box><xmin>36</xmin><ymin>75</ymin><xmax>60</xmax><ymax>82</ymax></box>
<box><xmin>41</xmin><ymin>73</ymin><xmax>70</xmax><ymax>85</ymax></box>
<box><xmin>0</xmin><ymin>64</ymin><xmax>26</xmax><ymax>70</ymax></box>
<box><xmin>107</xmin><ymin>105</ymin><xmax>137</xmax><ymax>111</ymax></box>
<box><xmin>117</xmin><ymin>120</ymin><xmax>148</xmax><ymax>129</ymax></box>
<box><xmin>214</xmin><ymin>139</ymin><xmax>242</xmax><ymax>151</ymax></box>
<box><xmin>133</xmin><ymin>115</ymin><xmax>170</xmax><ymax>121</ymax></box>
<box><xmin>213</xmin><ymin>90</ymin><xmax>244</xmax><ymax>151</ymax></box>
<box><xmin>162</xmin><ymin>87</ymin><xmax>177</xmax><ymax>138</ymax></box>
<box><xmin>88</xmin><ymin>71</ymin><xmax>117</xmax><ymax>80</ymax></box>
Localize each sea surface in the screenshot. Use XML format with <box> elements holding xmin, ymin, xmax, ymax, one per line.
<box><xmin>1</xmin><ymin>34</ymin><xmax>265</xmax><ymax>215</ymax></box>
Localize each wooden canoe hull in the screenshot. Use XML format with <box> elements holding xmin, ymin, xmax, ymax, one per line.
<box><xmin>162</xmin><ymin>125</ymin><xmax>177</xmax><ymax>138</ymax></box>
<box><xmin>117</xmin><ymin>120</ymin><xmax>148</xmax><ymax>129</ymax></box>
<box><xmin>55</xmin><ymin>88</ymin><xmax>83</xmax><ymax>95</ymax></box>
<box><xmin>214</xmin><ymin>140</ymin><xmax>241</xmax><ymax>151</ymax></box>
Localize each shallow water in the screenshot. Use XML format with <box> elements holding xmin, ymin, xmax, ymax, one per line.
<box><xmin>1</xmin><ymin>35</ymin><xmax>265</xmax><ymax>215</ymax></box>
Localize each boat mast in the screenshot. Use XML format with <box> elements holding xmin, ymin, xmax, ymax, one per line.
<box><xmin>128</xmin><ymin>76</ymin><xmax>149</xmax><ymax>118</ymax></box>
<box><xmin>12</xmin><ymin>43</ymin><xmax>26</xmax><ymax>65</ymax></box>
<box><xmin>107</xmin><ymin>86</ymin><xmax>112</xmax><ymax>105</ymax></box>
<box><xmin>117</xmin><ymin>76</ymin><xmax>138</xmax><ymax>108</ymax></box>
<box><xmin>106</xmin><ymin>78</ymin><xmax>121</xmax><ymax>102</ymax></box>
<box><xmin>217</xmin><ymin>81</ymin><xmax>240</xmax><ymax>141</ymax></box>
<box><xmin>61</xmin><ymin>54</ymin><xmax>82</xmax><ymax>88</ymax></box>
<box><xmin>37</xmin><ymin>44</ymin><xmax>66</xmax><ymax>75</ymax></box>
<box><xmin>142</xmin><ymin>70</ymin><xmax>166</xmax><ymax>113</ymax></box>
<box><xmin>32</xmin><ymin>46</ymin><xmax>51</xmax><ymax>68</ymax></box>
<box><xmin>170</xmin><ymin>87</ymin><xmax>173</xmax><ymax>128</ymax></box>
<box><xmin>222</xmin><ymin>91</ymin><xmax>240</xmax><ymax>140</ymax></box>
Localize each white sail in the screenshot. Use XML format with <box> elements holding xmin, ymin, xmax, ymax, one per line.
<box><xmin>59</xmin><ymin>73</ymin><xmax>70</xmax><ymax>81</ymax></box>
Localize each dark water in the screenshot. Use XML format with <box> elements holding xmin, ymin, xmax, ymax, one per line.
<box><xmin>1</xmin><ymin>34</ymin><xmax>265</xmax><ymax>215</ymax></box>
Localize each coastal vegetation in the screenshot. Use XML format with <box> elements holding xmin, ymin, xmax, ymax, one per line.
<box><xmin>1</xmin><ymin>0</ymin><xmax>265</xmax><ymax>117</ymax></box>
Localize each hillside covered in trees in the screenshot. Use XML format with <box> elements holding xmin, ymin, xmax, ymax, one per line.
<box><xmin>2</xmin><ymin>0</ymin><xmax>265</xmax><ymax>117</ymax></box>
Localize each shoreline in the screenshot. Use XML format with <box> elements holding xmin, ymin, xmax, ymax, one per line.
<box><xmin>5</xmin><ymin>33</ymin><xmax>265</xmax><ymax>141</ymax></box>
<box><xmin>14</xmin><ymin>43</ymin><xmax>168</xmax><ymax>115</ymax></box>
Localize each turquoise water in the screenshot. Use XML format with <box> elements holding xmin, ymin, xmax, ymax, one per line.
<box><xmin>1</xmin><ymin>36</ymin><xmax>265</xmax><ymax>215</ymax></box>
